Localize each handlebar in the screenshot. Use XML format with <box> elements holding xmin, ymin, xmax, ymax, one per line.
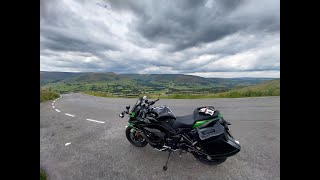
<box><xmin>145</xmin><ymin>98</ymin><xmax>159</xmax><ymax>105</ymax></box>
<box><xmin>120</xmin><ymin>98</ymin><xmax>160</xmax><ymax>119</ymax></box>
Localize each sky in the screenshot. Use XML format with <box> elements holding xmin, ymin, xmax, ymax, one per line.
<box><xmin>40</xmin><ymin>0</ymin><xmax>280</xmax><ymax>78</ymax></box>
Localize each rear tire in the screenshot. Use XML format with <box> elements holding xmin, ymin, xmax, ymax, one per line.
<box><xmin>192</xmin><ymin>152</ymin><xmax>227</xmax><ymax>165</ymax></box>
<box><xmin>125</xmin><ymin>126</ymin><xmax>148</xmax><ymax>147</ymax></box>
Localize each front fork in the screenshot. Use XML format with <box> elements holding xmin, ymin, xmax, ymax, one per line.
<box><xmin>127</xmin><ymin>122</ymin><xmax>143</xmax><ymax>135</ymax></box>
<box><xmin>128</xmin><ymin>122</ymin><xmax>134</xmax><ymax>128</ymax></box>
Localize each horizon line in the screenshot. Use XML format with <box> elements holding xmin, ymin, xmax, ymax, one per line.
<box><xmin>40</xmin><ymin>70</ymin><xmax>279</xmax><ymax>79</ymax></box>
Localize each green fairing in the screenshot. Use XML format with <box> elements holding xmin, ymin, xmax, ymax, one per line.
<box><xmin>128</xmin><ymin>122</ymin><xmax>134</xmax><ymax>127</ymax></box>
<box><xmin>192</xmin><ymin>113</ymin><xmax>223</xmax><ymax>129</ymax></box>
<box><xmin>130</xmin><ymin>112</ymin><xmax>135</xmax><ymax>118</ymax></box>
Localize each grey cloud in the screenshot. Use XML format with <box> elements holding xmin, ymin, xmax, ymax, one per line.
<box><xmin>40</xmin><ymin>0</ymin><xmax>279</xmax><ymax>77</ymax></box>
<box><xmin>111</xmin><ymin>0</ymin><xmax>278</xmax><ymax>51</ymax></box>
<box><xmin>40</xmin><ymin>27</ymin><xmax>117</xmax><ymax>53</ymax></box>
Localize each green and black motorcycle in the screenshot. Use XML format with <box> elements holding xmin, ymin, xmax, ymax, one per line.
<box><xmin>119</xmin><ymin>96</ymin><xmax>240</xmax><ymax>170</ymax></box>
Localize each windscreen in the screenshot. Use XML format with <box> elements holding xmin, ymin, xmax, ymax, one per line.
<box><xmin>131</xmin><ymin>97</ymin><xmax>143</xmax><ymax>112</ymax></box>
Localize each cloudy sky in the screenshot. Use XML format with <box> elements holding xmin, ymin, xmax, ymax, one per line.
<box><xmin>40</xmin><ymin>0</ymin><xmax>279</xmax><ymax>78</ymax></box>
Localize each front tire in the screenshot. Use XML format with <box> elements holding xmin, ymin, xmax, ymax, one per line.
<box><xmin>192</xmin><ymin>152</ymin><xmax>227</xmax><ymax>165</ymax></box>
<box><xmin>125</xmin><ymin>126</ymin><xmax>148</xmax><ymax>147</ymax></box>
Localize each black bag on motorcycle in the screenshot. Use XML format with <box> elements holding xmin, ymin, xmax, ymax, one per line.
<box><xmin>193</xmin><ymin>106</ymin><xmax>219</xmax><ymax>121</ymax></box>
<box><xmin>195</xmin><ymin>122</ymin><xmax>240</xmax><ymax>157</ymax></box>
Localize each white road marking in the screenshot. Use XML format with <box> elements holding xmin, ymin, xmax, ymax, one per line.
<box><xmin>86</xmin><ymin>119</ymin><xmax>105</xmax><ymax>124</ymax></box>
<box><xmin>65</xmin><ymin>142</ymin><xmax>71</xmax><ymax>146</ymax></box>
<box><xmin>52</xmin><ymin>106</ymin><xmax>55</xmax><ymax>108</ymax></box>
<box><xmin>53</xmin><ymin>101</ymin><xmax>55</xmax><ymax>103</ymax></box>
<box><xmin>52</xmin><ymin>103</ymin><xmax>54</xmax><ymax>105</ymax></box>
<box><xmin>55</xmin><ymin>109</ymin><xmax>61</xmax><ymax>112</ymax></box>
<box><xmin>65</xmin><ymin>113</ymin><xmax>75</xmax><ymax>117</ymax></box>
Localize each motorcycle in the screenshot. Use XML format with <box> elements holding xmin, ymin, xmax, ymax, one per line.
<box><xmin>119</xmin><ymin>96</ymin><xmax>240</xmax><ymax>170</ymax></box>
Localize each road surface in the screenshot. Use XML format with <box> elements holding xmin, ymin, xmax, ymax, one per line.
<box><xmin>40</xmin><ymin>93</ymin><xmax>280</xmax><ymax>180</ymax></box>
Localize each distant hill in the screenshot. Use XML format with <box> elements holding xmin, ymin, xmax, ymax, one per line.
<box><xmin>86</xmin><ymin>79</ymin><xmax>280</xmax><ymax>99</ymax></box>
<box><xmin>216</xmin><ymin>79</ymin><xmax>280</xmax><ymax>98</ymax></box>
<box><xmin>235</xmin><ymin>79</ymin><xmax>280</xmax><ymax>92</ymax></box>
<box><xmin>40</xmin><ymin>71</ymin><xmax>87</xmax><ymax>86</ymax></box>
<box><xmin>40</xmin><ymin>71</ymin><xmax>277</xmax><ymax>95</ymax></box>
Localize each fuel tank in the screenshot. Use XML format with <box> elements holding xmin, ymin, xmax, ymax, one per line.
<box><xmin>151</xmin><ymin>106</ymin><xmax>176</xmax><ymax>119</ymax></box>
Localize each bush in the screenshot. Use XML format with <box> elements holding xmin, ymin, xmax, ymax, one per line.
<box><xmin>40</xmin><ymin>90</ymin><xmax>59</xmax><ymax>102</ymax></box>
<box><xmin>40</xmin><ymin>169</ymin><xmax>47</xmax><ymax>180</ymax></box>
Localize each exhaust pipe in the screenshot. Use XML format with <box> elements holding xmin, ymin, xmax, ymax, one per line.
<box><xmin>155</xmin><ymin>145</ymin><xmax>179</xmax><ymax>152</ymax></box>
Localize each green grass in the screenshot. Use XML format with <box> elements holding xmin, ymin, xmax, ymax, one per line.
<box><xmin>209</xmin><ymin>79</ymin><xmax>280</xmax><ymax>98</ymax></box>
<box><xmin>83</xmin><ymin>79</ymin><xmax>280</xmax><ymax>99</ymax></box>
<box><xmin>42</xmin><ymin>72</ymin><xmax>275</xmax><ymax>95</ymax></box>
<box><xmin>84</xmin><ymin>91</ymin><xmax>116</xmax><ymax>98</ymax></box>
<box><xmin>40</xmin><ymin>169</ymin><xmax>47</xmax><ymax>180</ymax></box>
<box><xmin>40</xmin><ymin>89</ymin><xmax>60</xmax><ymax>102</ymax></box>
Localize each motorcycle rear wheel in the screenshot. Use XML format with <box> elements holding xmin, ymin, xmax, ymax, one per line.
<box><xmin>125</xmin><ymin>126</ymin><xmax>148</xmax><ymax>147</ymax></box>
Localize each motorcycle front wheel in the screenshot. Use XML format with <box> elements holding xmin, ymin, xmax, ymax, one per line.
<box><xmin>125</xmin><ymin>126</ymin><xmax>148</xmax><ymax>147</ymax></box>
<box><xmin>192</xmin><ymin>152</ymin><xmax>227</xmax><ymax>165</ymax></box>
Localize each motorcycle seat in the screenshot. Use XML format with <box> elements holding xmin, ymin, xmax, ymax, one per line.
<box><xmin>172</xmin><ymin>114</ymin><xmax>195</xmax><ymax>129</ymax></box>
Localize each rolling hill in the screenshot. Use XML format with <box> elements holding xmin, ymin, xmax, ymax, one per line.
<box><xmin>40</xmin><ymin>71</ymin><xmax>278</xmax><ymax>97</ymax></box>
<box><xmin>234</xmin><ymin>79</ymin><xmax>280</xmax><ymax>92</ymax></box>
<box><xmin>216</xmin><ymin>79</ymin><xmax>280</xmax><ymax>98</ymax></box>
<box><xmin>40</xmin><ymin>71</ymin><xmax>87</xmax><ymax>86</ymax></box>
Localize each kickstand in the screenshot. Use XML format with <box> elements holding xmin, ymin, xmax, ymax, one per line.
<box><xmin>163</xmin><ymin>150</ymin><xmax>172</xmax><ymax>171</ymax></box>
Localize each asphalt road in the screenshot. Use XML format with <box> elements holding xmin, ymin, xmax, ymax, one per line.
<box><xmin>40</xmin><ymin>93</ymin><xmax>280</xmax><ymax>180</ymax></box>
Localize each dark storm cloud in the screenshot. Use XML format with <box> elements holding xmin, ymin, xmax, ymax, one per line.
<box><xmin>123</xmin><ymin>0</ymin><xmax>278</xmax><ymax>51</ymax></box>
<box><xmin>40</xmin><ymin>0</ymin><xmax>279</xmax><ymax>78</ymax></box>
<box><xmin>40</xmin><ymin>26</ymin><xmax>117</xmax><ymax>53</ymax></box>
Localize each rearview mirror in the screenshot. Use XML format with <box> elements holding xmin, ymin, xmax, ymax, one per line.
<box><xmin>126</xmin><ymin>105</ymin><xmax>130</xmax><ymax>110</ymax></box>
<box><xmin>119</xmin><ymin>112</ymin><xmax>124</xmax><ymax>118</ymax></box>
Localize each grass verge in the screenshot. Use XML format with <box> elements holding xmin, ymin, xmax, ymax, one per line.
<box><xmin>40</xmin><ymin>169</ymin><xmax>47</xmax><ymax>180</ymax></box>
<box><xmin>40</xmin><ymin>89</ymin><xmax>60</xmax><ymax>102</ymax></box>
